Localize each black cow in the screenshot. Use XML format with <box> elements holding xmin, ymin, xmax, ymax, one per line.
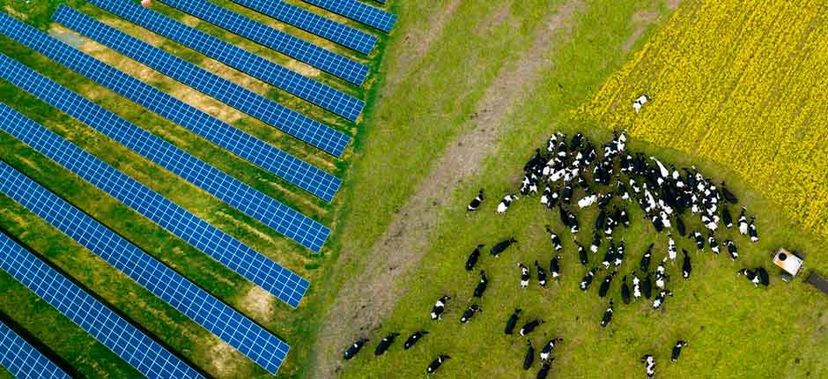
<box><xmin>426</xmin><ymin>355</ymin><xmax>451</xmax><ymax>374</ymax></box>
<box><xmin>756</xmin><ymin>267</ymin><xmax>770</xmax><ymax>286</ymax></box>
<box><xmin>682</xmin><ymin>249</ymin><xmax>692</xmax><ymax>279</ymax></box>
<box><xmin>460</xmin><ymin>305</ymin><xmax>482</xmax><ymax>323</ymax></box>
<box><xmin>465</xmin><ymin>244</ymin><xmax>484</xmax><ymax>271</ymax></box>
<box><xmin>598</xmin><ymin>271</ymin><xmax>617</xmax><ymax>298</ymax></box>
<box><xmin>524</xmin><ymin>340</ymin><xmax>535</xmax><ymax>370</ymax></box>
<box><xmin>491</xmin><ymin>238</ymin><xmax>518</xmax><ymax>257</ymax></box>
<box><xmin>671</xmin><ymin>340</ymin><xmax>688</xmax><ymax>362</ymax></box>
<box><xmin>536</xmin><ymin>261</ymin><xmax>548</xmax><ymax>287</ymax></box>
<box><xmin>600</xmin><ymin>299</ymin><xmax>614</xmax><ymax>327</ymax></box>
<box><xmin>537</xmin><ymin>362</ymin><xmax>553</xmax><ymax>379</ymax></box>
<box><xmin>430</xmin><ymin>295</ymin><xmax>451</xmax><ymax>320</ymax></box>
<box><xmin>595</xmin><ymin>210</ymin><xmax>607</xmax><ymax>231</ymax></box>
<box><xmin>403</xmin><ymin>331</ymin><xmax>428</xmax><ymax>350</ymax></box>
<box><xmin>473</xmin><ymin>270</ymin><xmax>488</xmax><ymax>298</ymax></box>
<box><xmin>674</xmin><ymin>214</ymin><xmax>686</xmax><ymax>237</ymax></box>
<box><xmin>722</xmin><ymin>205</ymin><xmax>733</xmax><ymax>228</ymax></box>
<box><xmin>580</xmin><ymin>268</ymin><xmax>597</xmax><ymax>291</ymax></box>
<box><xmin>721</xmin><ymin>182</ymin><xmax>738</xmax><ymax>204</ymax></box>
<box><xmin>374</xmin><ymin>333</ymin><xmax>399</xmax><ymax>356</ymax></box>
<box><xmin>467</xmin><ymin>189</ymin><xmax>484</xmax><ymax>212</ymax></box>
<box><xmin>343</xmin><ymin>338</ymin><xmax>369</xmax><ymax>360</ymax></box>
<box><xmin>505</xmin><ymin>309</ymin><xmax>522</xmax><ymax>335</ymax></box>
<box><xmin>641</xmin><ymin>354</ymin><xmax>656</xmax><ymax>378</ymax></box>
<box><xmin>653</xmin><ymin>290</ymin><xmax>673</xmax><ymax>309</ymax></box>
<box><xmin>621</xmin><ymin>276</ymin><xmax>631</xmax><ymax>304</ymax></box>
<box><xmin>550</xmin><ymin>255</ymin><xmax>561</xmax><ymax>279</ymax></box>
<box><xmin>737</xmin><ymin>268</ymin><xmax>760</xmax><ymax>286</ymax></box>
<box><xmin>640</xmin><ymin>243</ymin><xmax>654</xmax><ymax>272</ymax></box>
<box><xmin>539</xmin><ymin>338</ymin><xmax>563</xmax><ymax>361</ymax></box>
<box><xmin>577</xmin><ymin>240</ymin><xmax>589</xmax><ymax>265</ymax></box>
<box><xmin>642</xmin><ymin>272</ymin><xmax>653</xmax><ymax>299</ymax></box>
<box><xmin>519</xmin><ymin>319</ymin><xmax>544</xmax><ymax>336</ymax></box>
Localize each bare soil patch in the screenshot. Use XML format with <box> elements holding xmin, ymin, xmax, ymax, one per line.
<box><xmin>239</xmin><ymin>286</ymin><xmax>275</xmax><ymax>322</ymax></box>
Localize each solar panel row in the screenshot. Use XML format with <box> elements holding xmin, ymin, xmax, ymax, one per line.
<box><xmin>0</xmin><ymin>52</ymin><xmax>329</xmax><ymax>255</ymax></box>
<box><xmin>0</xmin><ymin>320</ymin><xmax>70</xmax><ymax>379</ymax></box>
<box><xmin>0</xmin><ymin>11</ymin><xmax>341</xmax><ymax>202</ymax></box>
<box><xmin>65</xmin><ymin>4</ymin><xmax>363</xmax><ymax>122</ymax></box>
<box><xmin>0</xmin><ymin>220</ymin><xmax>202</xmax><ymax>379</ymax></box>
<box><xmin>0</xmin><ymin>55</ymin><xmax>312</xmax><ymax>306</ymax></box>
<box><xmin>228</xmin><ymin>0</ymin><xmax>378</xmax><ymax>54</ymax></box>
<box><xmin>301</xmin><ymin>0</ymin><xmax>396</xmax><ymax>33</ymax></box>
<box><xmin>157</xmin><ymin>0</ymin><xmax>370</xmax><ymax>85</ymax></box>
<box><xmin>0</xmin><ymin>106</ymin><xmax>290</xmax><ymax>373</ymax></box>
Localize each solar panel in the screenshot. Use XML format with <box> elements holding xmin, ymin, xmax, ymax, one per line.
<box><xmin>0</xmin><ymin>11</ymin><xmax>341</xmax><ymax>201</ymax></box>
<box><xmin>0</xmin><ymin>111</ymin><xmax>290</xmax><ymax>373</ymax></box>
<box><xmin>301</xmin><ymin>0</ymin><xmax>396</xmax><ymax>33</ymax></box>
<box><xmin>60</xmin><ymin>4</ymin><xmax>364</xmax><ymax>122</ymax></box>
<box><xmin>0</xmin><ymin>320</ymin><xmax>70</xmax><ymax>379</ymax></box>
<box><xmin>0</xmin><ymin>56</ymin><xmax>312</xmax><ymax>306</ymax></box>
<box><xmin>156</xmin><ymin>0</ymin><xmax>370</xmax><ymax>85</ymax></box>
<box><xmin>0</xmin><ymin>52</ymin><xmax>329</xmax><ymax>255</ymax></box>
<box><xmin>0</xmin><ymin>224</ymin><xmax>201</xmax><ymax>379</ymax></box>
<box><xmin>228</xmin><ymin>0</ymin><xmax>378</xmax><ymax>54</ymax></box>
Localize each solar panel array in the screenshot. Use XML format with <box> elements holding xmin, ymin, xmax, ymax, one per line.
<box><xmin>0</xmin><ymin>52</ymin><xmax>329</xmax><ymax>255</ymax></box>
<box><xmin>61</xmin><ymin>5</ymin><xmax>363</xmax><ymax>122</ymax></box>
<box><xmin>0</xmin><ymin>55</ymin><xmax>311</xmax><ymax>306</ymax></box>
<box><xmin>156</xmin><ymin>0</ymin><xmax>369</xmax><ymax>85</ymax></box>
<box><xmin>0</xmin><ymin>12</ymin><xmax>341</xmax><ymax>202</ymax></box>
<box><xmin>0</xmin><ymin>320</ymin><xmax>70</xmax><ymax>379</ymax></box>
<box><xmin>228</xmin><ymin>0</ymin><xmax>377</xmax><ymax>54</ymax></box>
<box><xmin>0</xmin><ymin>106</ymin><xmax>290</xmax><ymax>373</ymax></box>
<box><xmin>301</xmin><ymin>0</ymin><xmax>396</xmax><ymax>33</ymax></box>
<box><xmin>0</xmin><ymin>219</ymin><xmax>202</xmax><ymax>379</ymax></box>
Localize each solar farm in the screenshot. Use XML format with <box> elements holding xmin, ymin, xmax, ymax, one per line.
<box><xmin>1</xmin><ymin>0</ymin><xmax>827</xmax><ymax>378</ymax></box>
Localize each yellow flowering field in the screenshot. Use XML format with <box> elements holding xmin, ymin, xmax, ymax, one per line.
<box><xmin>581</xmin><ymin>0</ymin><xmax>828</xmax><ymax>238</ymax></box>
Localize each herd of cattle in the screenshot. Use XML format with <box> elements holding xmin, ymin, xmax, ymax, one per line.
<box><xmin>342</xmin><ymin>131</ymin><xmax>768</xmax><ymax>377</ymax></box>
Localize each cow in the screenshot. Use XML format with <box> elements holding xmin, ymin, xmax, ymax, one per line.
<box><xmin>738</xmin><ymin>268</ymin><xmax>760</xmax><ymax>286</ymax></box>
<box><xmin>539</xmin><ymin>337</ymin><xmax>564</xmax><ymax>362</ymax></box>
<box><xmin>374</xmin><ymin>333</ymin><xmax>399</xmax><ymax>356</ymax></box>
<box><xmin>524</xmin><ymin>340</ymin><xmax>535</xmax><ymax>370</ymax></box>
<box><xmin>621</xmin><ymin>275</ymin><xmax>631</xmax><ymax>304</ymax></box>
<box><xmin>497</xmin><ymin>194</ymin><xmax>519</xmax><ymax>214</ymax></box>
<box><xmin>656</xmin><ymin>259</ymin><xmax>667</xmax><ymax>289</ymax></box>
<box><xmin>550</xmin><ymin>255</ymin><xmax>562</xmax><ymax>279</ymax></box>
<box><xmin>343</xmin><ymin>338</ymin><xmax>369</xmax><ymax>360</ymax></box>
<box><xmin>403</xmin><ymin>331</ymin><xmax>429</xmax><ymax>350</ymax></box>
<box><xmin>600</xmin><ymin>299</ymin><xmax>614</xmax><ymax>327</ymax></box>
<box><xmin>748</xmin><ymin>216</ymin><xmax>759</xmax><ymax>243</ymax></box>
<box><xmin>537</xmin><ymin>362</ymin><xmax>553</xmax><ymax>379</ymax></box>
<box><xmin>465</xmin><ymin>244</ymin><xmax>484</xmax><ymax>271</ymax></box>
<box><xmin>721</xmin><ymin>182</ymin><xmax>738</xmax><ymax>204</ymax></box>
<box><xmin>426</xmin><ymin>355</ymin><xmax>451</xmax><ymax>374</ymax></box>
<box><xmin>505</xmin><ymin>309</ymin><xmax>522</xmax><ymax>335</ymax></box>
<box><xmin>620</xmin><ymin>208</ymin><xmax>631</xmax><ymax>228</ymax></box>
<box><xmin>430</xmin><ymin>295</ymin><xmax>451</xmax><ymax>320</ymax></box>
<box><xmin>682</xmin><ymin>249</ymin><xmax>692</xmax><ymax>279</ymax></box>
<box><xmin>722</xmin><ymin>205</ymin><xmax>733</xmax><ymax>228</ymax></box>
<box><xmin>653</xmin><ymin>290</ymin><xmax>673</xmax><ymax>309</ymax></box>
<box><xmin>460</xmin><ymin>305</ymin><xmax>482</xmax><ymax>323</ymax></box>
<box><xmin>580</xmin><ymin>268</ymin><xmax>598</xmax><ymax>291</ymax></box>
<box><xmin>602</xmin><ymin>242</ymin><xmax>616</xmax><ymax>270</ymax></box>
<box><xmin>615</xmin><ymin>240</ymin><xmax>626</xmax><ymax>267</ymax></box>
<box><xmin>577</xmin><ymin>240</ymin><xmax>589</xmax><ymax>265</ymax></box>
<box><xmin>675</xmin><ymin>215</ymin><xmax>686</xmax><ymax>237</ymax></box>
<box><xmin>725</xmin><ymin>239</ymin><xmax>739</xmax><ymax>260</ymax></box>
<box><xmin>708</xmin><ymin>232</ymin><xmax>720</xmax><ymax>255</ymax></box>
<box><xmin>467</xmin><ymin>189</ymin><xmax>484</xmax><ymax>212</ymax></box>
<box><xmin>667</xmin><ymin>234</ymin><xmax>677</xmax><ymax>261</ymax></box>
<box><xmin>641</xmin><ymin>354</ymin><xmax>656</xmax><ymax>378</ymax></box>
<box><xmin>562</xmin><ymin>184</ymin><xmax>574</xmax><ymax>204</ymax></box>
<box><xmin>690</xmin><ymin>231</ymin><xmax>705</xmax><ymax>250</ymax></box>
<box><xmin>595</xmin><ymin>210</ymin><xmax>607</xmax><ymax>231</ymax></box>
<box><xmin>633</xmin><ymin>95</ymin><xmax>650</xmax><ymax>113</ymax></box>
<box><xmin>756</xmin><ymin>267</ymin><xmax>770</xmax><ymax>286</ymax></box>
<box><xmin>642</xmin><ymin>272</ymin><xmax>653</xmax><ymax>299</ymax></box>
<box><xmin>536</xmin><ymin>261</ymin><xmax>548</xmax><ymax>287</ymax></box>
<box><xmin>671</xmin><ymin>340</ymin><xmax>688</xmax><ymax>362</ymax></box>
<box><xmin>591</xmin><ymin>231</ymin><xmax>602</xmax><ymax>253</ymax></box>
<box><xmin>632</xmin><ymin>272</ymin><xmax>641</xmax><ymax>301</ymax></box>
<box><xmin>567</xmin><ymin>212</ymin><xmax>580</xmax><ymax>234</ymax></box>
<box><xmin>546</xmin><ymin>226</ymin><xmax>564</xmax><ymax>251</ymax></box>
<box><xmin>640</xmin><ymin>244</ymin><xmax>654</xmax><ymax>272</ymax></box>
<box><xmin>598</xmin><ymin>271</ymin><xmax>617</xmax><ymax>298</ymax></box>
<box><xmin>491</xmin><ymin>238</ymin><xmax>517</xmax><ymax>257</ymax></box>
<box><xmin>519</xmin><ymin>263</ymin><xmax>531</xmax><ymax>288</ymax></box>
<box><xmin>473</xmin><ymin>270</ymin><xmax>488</xmax><ymax>298</ymax></box>
<box><xmin>738</xmin><ymin>208</ymin><xmax>749</xmax><ymax>235</ymax></box>
<box><xmin>520</xmin><ymin>319</ymin><xmax>544</xmax><ymax>336</ymax></box>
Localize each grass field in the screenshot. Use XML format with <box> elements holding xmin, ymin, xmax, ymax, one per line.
<box><xmin>1</xmin><ymin>0</ymin><xmax>827</xmax><ymax>378</ymax></box>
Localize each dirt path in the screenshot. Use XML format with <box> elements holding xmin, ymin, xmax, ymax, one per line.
<box><xmin>313</xmin><ymin>2</ymin><xmax>584</xmax><ymax>377</ymax></box>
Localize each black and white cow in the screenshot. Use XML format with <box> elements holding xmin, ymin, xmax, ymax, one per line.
<box><xmin>600</xmin><ymin>299</ymin><xmax>614</xmax><ymax>327</ymax></box>
<box><xmin>430</xmin><ymin>295</ymin><xmax>451</xmax><ymax>320</ymax></box>
<box><xmin>749</xmin><ymin>216</ymin><xmax>759</xmax><ymax>243</ymax></box>
<box><xmin>725</xmin><ymin>239</ymin><xmax>739</xmax><ymax>260</ymax></box>
<box><xmin>671</xmin><ymin>340</ymin><xmax>688</xmax><ymax>362</ymax></box>
<box><xmin>426</xmin><ymin>355</ymin><xmax>451</xmax><ymax>374</ymax></box>
<box><xmin>690</xmin><ymin>231</ymin><xmax>705</xmax><ymax>250</ymax></box>
<box><xmin>621</xmin><ymin>275</ymin><xmax>631</xmax><ymax>304</ymax></box>
<box><xmin>473</xmin><ymin>270</ymin><xmax>488</xmax><ymax>298</ymax></box>
<box><xmin>519</xmin><ymin>263</ymin><xmax>531</xmax><ymax>289</ymax></box>
<box><xmin>465</xmin><ymin>244</ymin><xmax>484</xmax><ymax>271</ymax></box>
<box><xmin>539</xmin><ymin>337</ymin><xmax>564</xmax><ymax>362</ymax></box>
<box><xmin>497</xmin><ymin>194</ymin><xmax>519</xmax><ymax>215</ymax></box>
<box><xmin>632</xmin><ymin>272</ymin><xmax>641</xmax><ymax>301</ymax></box>
<box><xmin>641</xmin><ymin>354</ymin><xmax>656</xmax><ymax>379</ymax></box>
<box><xmin>460</xmin><ymin>305</ymin><xmax>482</xmax><ymax>323</ymax></box>
<box><xmin>591</xmin><ymin>231</ymin><xmax>602</xmax><ymax>253</ymax></box>
<box><xmin>682</xmin><ymin>249</ymin><xmax>692</xmax><ymax>279</ymax></box>
<box><xmin>738</xmin><ymin>208</ymin><xmax>749</xmax><ymax>235</ymax></box>
<box><xmin>580</xmin><ymin>268</ymin><xmax>598</xmax><ymax>291</ymax></box>
<box><xmin>598</xmin><ymin>271</ymin><xmax>617</xmax><ymax>298</ymax></box>
<box><xmin>653</xmin><ymin>290</ymin><xmax>673</xmax><ymax>309</ymax></box>
<box><xmin>374</xmin><ymin>333</ymin><xmax>399</xmax><ymax>356</ymax></box>
<box><xmin>550</xmin><ymin>255</ymin><xmax>562</xmax><ymax>279</ymax></box>
<box><xmin>403</xmin><ymin>331</ymin><xmax>428</xmax><ymax>350</ymax></box>
<box><xmin>656</xmin><ymin>259</ymin><xmax>667</xmax><ymax>289</ymax></box>
<box><xmin>524</xmin><ymin>340</ymin><xmax>535</xmax><ymax>370</ymax></box>
<box><xmin>577</xmin><ymin>239</ymin><xmax>589</xmax><ymax>265</ymax></box>
<box><xmin>737</xmin><ymin>268</ymin><xmax>760</xmax><ymax>286</ymax></box>
<box><xmin>708</xmin><ymin>232</ymin><xmax>720</xmax><ymax>255</ymax></box>
<box><xmin>546</xmin><ymin>226</ymin><xmax>564</xmax><ymax>251</ymax></box>
<box><xmin>667</xmin><ymin>234</ymin><xmax>677</xmax><ymax>261</ymax></box>
<box><xmin>536</xmin><ymin>261</ymin><xmax>548</xmax><ymax>287</ymax></box>
<box><xmin>615</xmin><ymin>240</ymin><xmax>626</xmax><ymax>267</ymax></box>
<box><xmin>467</xmin><ymin>189</ymin><xmax>484</xmax><ymax>212</ymax></box>
<box><xmin>519</xmin><ymin>319</ymin><xmax>544</xmax><ymax>336</ymax></box>
<box><xmin>490</xmin><ymin>238</ymin><xmax>518</xmax><ymax>257</ymax></box>
<box><xmin>640</xmin><ymin>244</ymin><xmax>654</xmax><ymax>273</ymax></box>
<box><xmin>343</xmin><ymin>337</ymin><xmax>369</xmax><ymax>360</ymax></box>
<box><xmin>537</xmin><ymin>362</ymin><xmax>553</xmax><ymax>379</ymax></box>
<box><xmin>505</xmin><ymin>309</ymin><xmax>522</xmax><ymax>335</ymax></box>
<box><xmin>602</xmin><ymin>242</ymin><xmax>616</xmax><ymax>270</ymax></box>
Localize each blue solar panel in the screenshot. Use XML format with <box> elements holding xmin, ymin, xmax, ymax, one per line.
<box><xmin>228</xmin><ymin>0</ymin><xmax>377</xmax><ymax>54</ymax></box>
<box><xmin>61</xmin><ymin>5</ymin><xmax>363</xmax><ymax>122</ymax></box>
<box><xmin>0</xmin><ymin>321</ymin><xmax>70</xmax><ymax>379</ymax></box>
<box><xmin>156</xmin><ymin>0</ymin><xmax>370</xmax><ymax>85</ymax></box>
<box><xmin>0</xmin><ymin>12</ymin><xmax>341</xmax><ymax>201</ymax></box>
<box><xmin>0</xmin><ymin>56</ymin><xmax>312</xmax><ymax>306</ymax></box>
<box><xmin>0</xmin><ymin>111</ymin><xmax>290</xmax><ymax>373</ymax></box>
<box><xmin>0</xmin><ymin>52</ymin><xmax>329</xmax><ymax>255</ymax></box>
<box><xmin>301</xmin><ymin>0</ymin><xmax>396</xmax><ymax>33</ymax></box>
<box><xmin>0</xmin><ymin>224</ymin><xmax>201</xmax><ymax>379</ymax></box>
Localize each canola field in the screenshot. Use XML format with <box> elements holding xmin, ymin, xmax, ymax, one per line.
<box><xmin>582</xmin><ymin>0</ymin><xmax>828</xmax><ymax>238</ymax></box>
